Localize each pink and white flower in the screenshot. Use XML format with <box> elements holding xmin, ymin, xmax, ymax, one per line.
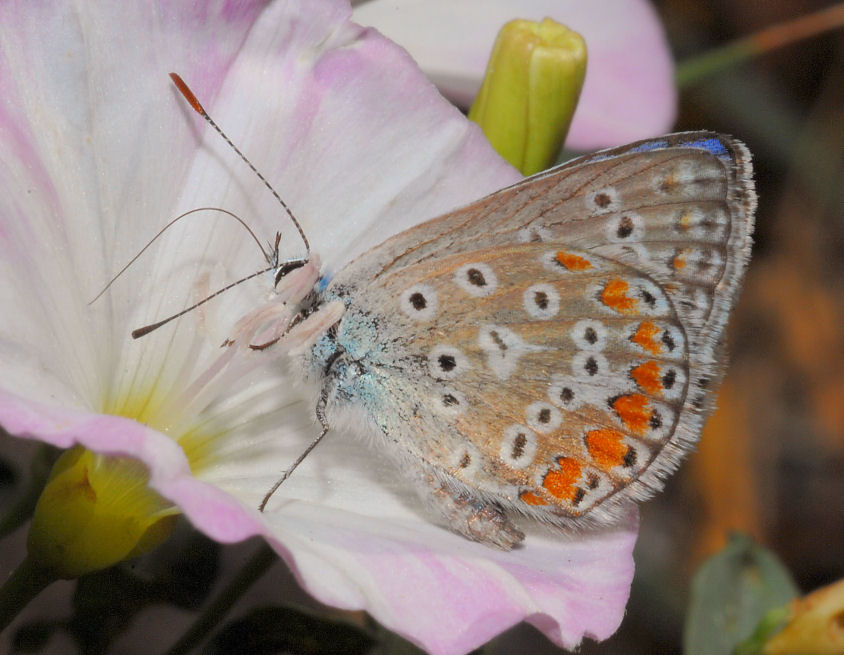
<box><xmin>0</xmin><ymin>1</ymin><xmax>659</xmax><ymax>652</ymax></box>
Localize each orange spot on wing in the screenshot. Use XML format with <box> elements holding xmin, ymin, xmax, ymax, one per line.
<box><xmin>542</xmin><ymin>457</ymin><xmax>582</xmax><ymax>501</ymax></box>
<box><xmin>673</xmin><ymin>253</ymin><xmax>687</xmax><ymax>269</ymax></box>
<box><xmin>631</xmin><ymin>320</ymin><xmax>662</xmax><ymax>354</ymax></box>
<box><xmin>601</xmin><ymin>278</ymin><xmax>637</xmax><ymax>313</ymax></box>
<box><xmin>586</xmin><ymin>429</ymin><xmax>627</xmax><ymax>470</ymax></box>
<box><xmin>520</xmin><ymin>491</ymin><xmax>547</xmax><ymax>506</ymax></box>
<box><xmin>555</xmin><ymin>251</ymin><xmax>592</xmax><ymax>271</ymax></box>
<box><xmin>660</xmin><ymin>173</ymin><xmax>677</xmax><ymax>194</ymax></box>
<box><xmin>631</xmin><ymin>361</ymin><xmax>663</xmax><ymax>395</ymax></box>
<box><xmin>613</xmin><ymin>393</ymin><xmax>651</xmax><ymax>434</ymax></box>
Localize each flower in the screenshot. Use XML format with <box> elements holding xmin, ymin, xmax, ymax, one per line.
<box><xmin>354</xmin><ymin>0</ymin><xmax>677</xmax><ymax>150</ymax></box>
<box><xmin>0</xmin><ymin>1</ymin><xmax>637</xmax><ymax>652</ymax></box>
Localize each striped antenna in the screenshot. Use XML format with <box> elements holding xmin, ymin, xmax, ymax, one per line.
<box><xmin>95</xmin><ymin>74</ymin><xmax>312</xmax><ymax>339</ymax></box>
<box><xmin>169</xmin><ymin>73</ymin><xmax>310</xmax><ymax>256</ymax></box>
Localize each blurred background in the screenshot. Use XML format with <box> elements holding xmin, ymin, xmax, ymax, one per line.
<box><xmin>579</xmin><ymin>0</ymin><xmax>844</xmax><ymax>652</ymax></box>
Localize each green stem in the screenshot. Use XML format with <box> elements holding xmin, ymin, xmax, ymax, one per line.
<box><xmin>0</xmin><ymin>556</ymin><xmax>57</xmax><ymax>631</ymax></box>
<box><xmin>164</xmin><ymin>541</ymin><xmax>277</xmax><ymax>655</ymax></box>
<box><xmin>677</xmin><ymin>3</ymin><xmax>844</xmax><ymax>87</ymax></box>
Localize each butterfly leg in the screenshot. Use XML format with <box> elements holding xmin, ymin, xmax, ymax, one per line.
<box><xmin>419</xmin><ymin>474</ymin><xmax>525</xmax><ymax>550</ymax></box>
<box><xmin>259</xmin><ymin>390</ymin><xmax>332</xmax><ymax>512</ymax></box>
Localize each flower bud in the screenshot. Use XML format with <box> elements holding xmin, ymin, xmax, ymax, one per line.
<box><xmin>469</xmin><ymin>18</ymin><xmax>587</xmax><ymax>175</ymax></box>
<box><xmin>27</xmin><ymin>446</ymin><xmax>177</xmax><ymax>578</ymax></box>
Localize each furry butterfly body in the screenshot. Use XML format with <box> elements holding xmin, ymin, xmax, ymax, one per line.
<box><xmin>275</xmin><ymin>131</ymin><xmax>755</xmax><ymax>549</ymax></box>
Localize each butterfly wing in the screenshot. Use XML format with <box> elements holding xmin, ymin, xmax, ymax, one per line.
<box><xmin>321</xmin><ymin>132</ymin><xmax>754</xmax><ymax>526</ymax></box>
<box><xmin>331</xmin><ymin>132</ymin><xmax>754</xmax><ymax>354</ymax></box>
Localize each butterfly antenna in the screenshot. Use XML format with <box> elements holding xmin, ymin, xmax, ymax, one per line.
<box><xmin>131</xmin><ymin>263</ymin><xmax>276</xmax><ymax>338</ymax></box>
<box><xmin>169</xmin><ymin>73</ymin><xmax>311</xmax><ymax>256</ymax></box>
<box><xmin>88</xmin><ymin>207</ymin><xmax>273</xmax><ymax>305</ymax></box>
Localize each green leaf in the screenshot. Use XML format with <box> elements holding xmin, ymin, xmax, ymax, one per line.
<box><xmin>684</xmin><ymin>533</ymin><xmax>799</xmax><ymax>655</ymax></box>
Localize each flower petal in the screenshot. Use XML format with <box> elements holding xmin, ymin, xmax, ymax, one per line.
<box><xmin>0</xmin><ymin>0</ymin><xmax>269</xmax><ymax>408</ymax></box>
<box><xmin>0</xmin><ymin>1</ymin><xmax>636</xmax><ymax>652</ymax></box>
<box><xmin>354</xmin><ymin>0</ymin><xmax>677</xmax><ymax>148</ymax></box>
<box><xmin>0</xmin><ymin>388</ymin><xmax>637</xmax><ymax>654</ymax></box>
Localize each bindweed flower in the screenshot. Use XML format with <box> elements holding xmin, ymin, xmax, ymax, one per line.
<box><xmin>468</xmin><ymin>18</ymin><xmax>587</xmax><ymax>175</ymax></box>
<box><xmin>0</xmin><ymin>1</ymin><xmax>640</xmax><ymax>652</ymax></box>
<box><xmin>354</xmin><ymin>0</ymin><xmax>677</xmax><ymax>150</ymax></box>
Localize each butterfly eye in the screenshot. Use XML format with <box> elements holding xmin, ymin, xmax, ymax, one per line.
<box><xmin>273</xmin><ymin>259</ymin><xmax>307</xmax><ymax>286</ymax></box>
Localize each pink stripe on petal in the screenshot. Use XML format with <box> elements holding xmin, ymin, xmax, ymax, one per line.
<box><xmin>262</xmin><ymin>505</ymin><xmax>637</xmax><ymax>654</ymax></box>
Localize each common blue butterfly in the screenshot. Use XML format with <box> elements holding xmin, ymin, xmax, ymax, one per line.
<box><xmin>153</xmin><ymin>75</ymin><xmax>755</xmax><ymax>550</ymax></box>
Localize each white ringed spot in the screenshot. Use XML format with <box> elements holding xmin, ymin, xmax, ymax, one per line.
<box><xmin>500</xmin><ymin>425</ymin><xmax>538</xmax><ymax>469</ymax></box>
<box><xmin>428</xmin><ymin>345</ymin><xmax>471</xmax><ymax>380</ymax></box>
<box><xmin>523</xmin><ymin>283</ymin><xmax>560</xmax><ymax>319</ymax></box>
<box><xmin>631</xmin><ymin>278</ymin><xmax>670</xmax><ymax>316</ymax></box>
<box><xmin>454</xmin><ymin>262</ymin><xmax>497</xmax><ymax>297</ymax></box>
<box><xmin>526</xmin><ymin>401</ymin><xmax>562</xmax><ymax>433</ymax></box>
<box><xmin>571</xmin><ymin>319</ymin><xmax>608</xmax><ymax>351</ymax></box>
<box><xmin>586</xmin><ymin>187</ymin><xmax>620</xmax><ymax>214</ymax></box>
<box><xmin>478</xmin><ymin>324</ymin><xmax>546</xmax><ymax>380</ymax></box>
<box><xmin>399</xmin><ymin>284</ymin><xmax>438</xmax><ymax>321</ymax></box>
<box><xmin>517</xmin><ymin>225</ymin><xmax>552</xmax><ymax>243</ymax></box>
<box><xmin>606</xmin><ymin>211</ymin><xmax>645</xmax><ymax>242</ymax></box>
<box><xmin>450</xmin><ymin>443</ymin><xmax>483</xmax><ymax>479</ymax></box>
<box><xmin>572</xmin><ymin>351</ymin><xmax>610</xmax><ymax>379</ymax></box>
<box><xmin>435</xmin><ymin>386</ymin><xmax>467</xmax><ymax>416</ymax></box>
<box><xmin>548</xmin><ymin>375</ymin><xmax>587</xmax><ymax>411</ymax></box>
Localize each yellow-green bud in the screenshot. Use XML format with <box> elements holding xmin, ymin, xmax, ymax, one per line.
<box><xmin>469</xmin><ymin>18</ymin><xmax>587</xmax><ymax>176</ymax></box>
<box><xmin>27</xmin><ymin>446</ymin><xmax>178</xmax><ymax>579</ymax></box>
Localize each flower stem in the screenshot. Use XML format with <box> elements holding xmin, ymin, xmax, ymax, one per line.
<box><xmin>0</xmin><ymin>556</ymin><xmax>57</xmax><ymax>631</ymax></box>
<box><xmin>677</xmin><ymin>3</ymin><xmax>844</xmax><ymax>87</ymax></box>
<box><xmin>164</xmin><ymin>542</ymin><xmax>277</xmax><ymax>655</ymax></box>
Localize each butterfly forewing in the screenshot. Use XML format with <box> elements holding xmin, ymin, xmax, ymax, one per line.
<box><xmin>331</xmin><ymin>133</ymin><xmax>753</xmax><ymax>355</ymax></box>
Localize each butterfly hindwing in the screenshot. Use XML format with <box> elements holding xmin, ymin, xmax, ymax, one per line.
<box><xmin>336</xmin><ymin>243</ymin><xmax>691</xmax><ymax>524</ymax></box>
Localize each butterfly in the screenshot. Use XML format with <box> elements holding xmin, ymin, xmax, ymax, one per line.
<box><xmin>154</xmin><ymin>76</ymin><xmax>755</xmax><ymax>550</ymax></box>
